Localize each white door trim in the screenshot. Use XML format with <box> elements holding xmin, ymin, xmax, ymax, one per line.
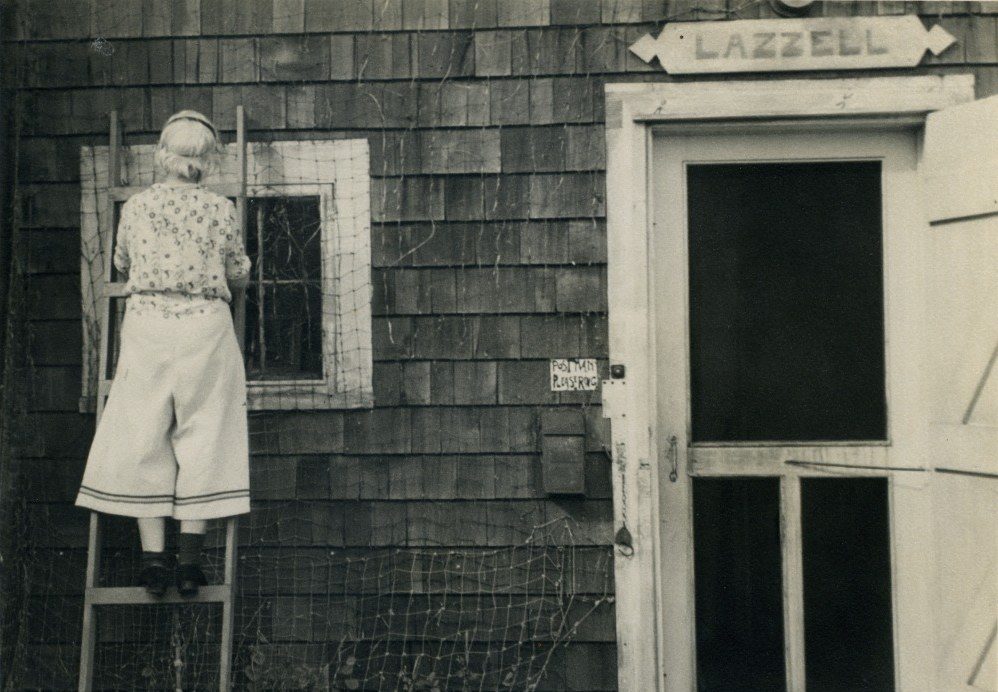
<box><xmin>602</xmin><ymin>74</ymin><xmax>976</xmax><ymax>692</ymax></box>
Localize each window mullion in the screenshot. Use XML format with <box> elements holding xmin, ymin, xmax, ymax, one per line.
<box><xmin>781</xmin><ymin>475</ymin><xmax>807</xmax><ymax>691</ymax></box>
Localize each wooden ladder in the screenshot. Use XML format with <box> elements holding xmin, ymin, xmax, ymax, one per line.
<box><xmin>78</xmin><ymin>106</ymin><xmax>249</xmax><ymax>692</ymax></box>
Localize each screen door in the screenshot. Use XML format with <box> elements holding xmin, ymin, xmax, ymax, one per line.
<box><xmin>653</xmin><ymin>130</ymin><xmax>922</xmax><ymax>692</ymax></box>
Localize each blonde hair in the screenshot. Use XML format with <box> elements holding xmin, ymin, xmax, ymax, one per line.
<box><xmin>154</xmin><ymin>110</ymin><xmax>219</xmax><ymax>182</ymax></box>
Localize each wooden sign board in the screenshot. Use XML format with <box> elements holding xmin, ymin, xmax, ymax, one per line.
<box><xmin>630</xmin><ymin>15</ymin><xmax>956</xmax><ymax>74</ymax></box>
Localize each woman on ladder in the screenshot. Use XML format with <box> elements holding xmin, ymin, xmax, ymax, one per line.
<box><xmin>76</xmin><ymin>110</ymin><xmax>252</xmax><ymax>598</ymax></box>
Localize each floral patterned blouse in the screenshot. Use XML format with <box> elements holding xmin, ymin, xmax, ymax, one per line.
<box><xmin>114</xmin><ymin>182</ymin><xmax>252</xmax><ymax>318</ymax></box>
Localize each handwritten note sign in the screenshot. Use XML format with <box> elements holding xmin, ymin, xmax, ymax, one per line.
<box><xmin>550</xmin><ymin>359</ymin><xmax>599</xmax><ymax>391</ymax></box>
<box><xmin>630</xmin><ymin>16</ymin><xmax>956</xmax><ymax>74</ymax></box>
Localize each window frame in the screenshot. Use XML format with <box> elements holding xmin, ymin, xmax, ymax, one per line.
<box><xmin>79</xmin><ymin>139</ymin><xmax>373</xmax><ymax>411</ymax></box>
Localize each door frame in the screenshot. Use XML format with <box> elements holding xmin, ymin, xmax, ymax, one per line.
<box><xmin>602</xmin><ymin>75</ymin><xmax>976</xmax><ymax>692</ymax></box>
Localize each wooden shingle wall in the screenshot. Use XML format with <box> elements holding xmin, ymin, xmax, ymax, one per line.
<box><xmin>6</xmin><ymin>0</ymin><xmax>998</xmax><ymax>689</ymax></box>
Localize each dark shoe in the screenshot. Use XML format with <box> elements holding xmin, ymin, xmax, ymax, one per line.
<box><xmin>176</xmin><ymin>563</ymin><xmax>208</xmax><ymax>598</ymax></box>
<box><xmin>138</xmin><ymin>554</ymin><xmax>171</xmax><ymax>597</ymax></box>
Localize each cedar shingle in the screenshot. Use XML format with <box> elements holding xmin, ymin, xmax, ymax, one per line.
<box><xmin>372</xmin><ymin>0</ymin><xmax>402</xmax><ymax>29</ymax></box>
<box><xmin>540</xmin><ymin>407</ymin><xmax>585</xmax><ymax>434</ymax></box>
<box><xmin>474</xmin><ymin>30</ymin><xmax>513</xmax><ymax>76</ymax></box>
<box><xmin>474</xmin><ymin>316</ymin><xmax>521</xmax><ymax>358</ymax></box>
<box><xmin>966</xmin><ymin>16</ymin><xmax>998</xmax><ymax>63</ymax></box>
<box><xmin>529</xmin><ymin>78</ymin><xmax>555</xmax><ymax>124</ymax></box>
<box><xmin>484</xmin><ymin>174</ymin><xmax>530</xmax><ymax>220</ymax></box>
<box><xmin>296</xmin><ymin>458</ymin><xmax>332</xmax><ymax>499</ymax></box>
<box><xmin>601</xmin><ymin>0</ymin><xmax>644</xmax><ymax>23</ymax></box>
<box><xmin>422</xmin><ymin>456</ymin><xmax>458</xmax><ymax>499</ymax></box>
<box><xmin>402</xmin><ymin>0</ymin><xmax>448</xmax><ymax>29</ymax></box>
<box><xmin>508</xmin><ymin>407</ymin><xmax>538</xmax><ymax>452</ymax></box>
<box><xmin>413</xmin><ymin>316</ymin><xmax>474</xmax><ymax>358</ymax></box>
<box><xmin>520</xmin><ymin>315</ymin><xmax>581</xmax><ymax>357</ymax></box>
<box><xmin>304</xmin><ymin>0</ymin><xmax>373</xmax><ymax>31</ymax></box>
<box><xmin>550</xmin><ymin>0</ymin><xmax>601</xmax><ymax>24</ymax></box>
<box><xmin>22</xmin><ymin>1</ymin><xmax>91</xmax><ymax>39</ymax></box>
<box><xmin>27</xmin><ymin>321</ymin><xmax>81</xmax><ymax>366</ymax></box>
<box><xmin>286</xmin><ymin>84</ymin><xmax>317</xmax><ymax>128</ymax></box>
<box><xmin>493</xmin><ymin>455</ymin><xmax>538</xmax><ymax>497</ymax></box>
<box><xmin>568</xmin><ymin>219</ymin><xmax>606</xmax><ymax>264</ymax></box>
<box><xmin>372</xmin><ymin>316</ymin><xmax>414</xmax><ymax>359</ymax></box>
<box><xmin>371</xmin><ymin>177</ymin><xmax>445</xmax><ymax>222</ymax></box>
<box><xmin>359</xmin><ymin>458</ymin><xmax>391</xmax><ymax>498</ymax></box>
<box><xmin>566</xmin><ymin>125</ymin><xmax>606</xmax><ymax>171</ymax></box>
<box><xmin>272</xmin><ymin>0</ymin><xmax>306</xmax><ymax>32</ymax></box>
<box><xmin>553</xmin><ymin>76</ymin><xmax>595</xmax><ymax>122</ymax></box>
<box><xmin>219</xmin><ymin>38</ymin><xmax>257</xmax><ymax>82</ymax></box>
<box><xmin>520</xmin><ymin>221</ymin><xmax>569</xmax><ymax>263</ymax></box>
<box><xmin>581</xmin><ymin>314</ymin><xmax>609</xmax><ymax>357</ymax></box>
<box><xmin>149</xmin><ymin>88</ymin><xmax>175</xmax><ymax>129</ymax></box>
<box><xmin>529</xmin><ymin>172</ymin><xmax>605</xmax><ymax>218</ymax></box>
<box><xmin>402</xmin><ymin>361</ymin><xmax>432</xmax><ymax>404</ymax></box>
<box><xmin>328</xmin><ymin>457</ymin><xmax>362</xmax><ymax>499</ymax></box>
<box><xmin>474</xmin><ymin>219</ymin><xmax>521</xmax><ymax>264</ymax></box>
<box><xmin>26</xmin><ymin>366</ymin><xmax>82</xmax><ymax>410</ymax></box>
<box><xmin>444</xmin><ymin>176</ymin><xmax>485</xmax><ymax>220</ymax></box>
<box><xmin>147</xmin><ymin>40</ymin><xmax>173</xmax><ymax>84</ymax></box>
<box><xmin>393</xmin><ymin>267</ymin><xmax>431</xmax><ymax>313</ymax></box>
<box><xmin>450</xmin><ymin>0</ymin><xmax>499</xmax><ymax>28</ymax></box>
<box><xmin>373</xmin><ymin>362</ymin><xmax>402</xmax><ymax>405</ymax></box>
<box><xmin>369</xmin><ymin>501</ymin><xmax>407</xmax><ymax>545</ymax></box>
<box><xmin>197</xmin><ymin>38</ymin><xmax>219</xmax><ymax>83</ymax></box>
<box><xmin>411</xmin><ymin>408</ymin><xmax>444</xmax><ymax>454</ymax></box>
<box><xmin>420</xmin><ymin>129</ymin><xmax>502</xmax><ymax>174</ymax></box>
<box><xmin>388</xmin><ymin>456</ymin><xmax>422</xmax><ymax>499</ymax></box>
<box><xmin>453</xmin><ymin>361</ymin><xmax>498</xmax><ymax>404</ymax></box>
<box><xmin>25</xmin><ymin>229</ymin><xmax>79</xmax><ymax>273</ymax></box>
<box><xmin>497</xmin><ymin>0</ymin><xmax>551</xmax><ymax>26</ymax></box>
<box><xmin>486</xmin><ymin>80</ymin><xmax>529</xmax><ymax>126</ymax></box>
<box><xmin>441</xmin><ymin>408</ymin><xmax>481</xmax><ymax>452</ymax></box>
<box><xmin>92</xmin><ymin>0</ymin><xmax>141</xmax><ymax>39</ymax></box>
<box><xmin>498</xmin><ymin>361</ymin><xmax>556</xmax><ymax>404</ymax></box>
<box><xmin>33</xmin><ymin>43</ymin><xmax>89</xmax><ymax>88</ymax></box>
<box><xmin>456</xmin><ymin>455</ymin><xmax>496</xmax><ymax>498</ymax></box>
<box><xmin>343</xmin><ymin>409</ymin><xmax>411</xmax><ymax>454</ymax></box>
<box><xmin>356</xmin><ymin>34</ymin><xmax>411</xmax><ymax>80</ymax></box>
<box><xmin>260</xmin><ymin>36</ymin><xmax>329</xmax><ymax>81</ymax></box>
<box><xmin>19</xmin><ymin>140</ymin><xmax>80</xmax><ymax>184</ymax></box>
<box><xmin>329</xmin><ymin>34</ymin><xmax>356</xmax><ymax>79</ymax></box>
<box><xmin>513</xmin><ymin>27</ymin><xmax>580</xmax><ymax>75</ymax></box>
<box><xmin>429</xmin><ymin>267</ymin><xmax>457</xmax><ymax>312</ymax></box>
<box><xmin>174</xmin><ymin>85</ymin><xmax>213</xmax><ymax>122</ymax></box>
<box><xmin>555</xmin><ymin>266</ymin><xmax>606</xmax><ymax>312</ymax></box>
<box><xmin>501</xmin><ymin>127</ymin><xmax>566</xmax><ymax>173</ymax></box>
<box><xmin>417</xmin><ymin>31</ymin><xmax>475</xmax><ymax>78</ymax></box>
<box><xmin>430</xmin><ymin>361</ymin><xmax>455</xmax><ymax>404</ymax></box>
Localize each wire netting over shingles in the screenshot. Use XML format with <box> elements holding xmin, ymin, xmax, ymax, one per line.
<box><xmin>6</xmin><ymin>0</ymin><xmax>996</xmax><ymax>689</ymax></box>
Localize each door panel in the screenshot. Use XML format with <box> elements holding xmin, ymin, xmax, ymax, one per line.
<box><xmin>654</xmin><ymin>131</ymin><xmax>922</xmax><ymax>691</ymax></box>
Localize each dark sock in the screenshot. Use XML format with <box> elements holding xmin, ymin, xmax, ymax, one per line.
<box><xmin>141</xmin><ymin>550</ymin><xmax>167</xmax><ymax>568</ymax></box>
<box><xmin>177</xmin><ymin>532</ymin><xmax>205</xmax><ymax>565</ymax></box>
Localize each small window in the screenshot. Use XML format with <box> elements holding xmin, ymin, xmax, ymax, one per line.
<box><xmin>80</xmin><ymin>140</ymin><xmax>373</xmax><ymax>411</ymax></box>
<box><xmin>244</xmin><ymin>195</ymin><xmax>323</xmax><ymax>381</ymax></box>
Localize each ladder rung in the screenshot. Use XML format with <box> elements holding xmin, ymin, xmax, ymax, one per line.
<box><xmin>86</xmin><ymin>584</ymin><xmax>232</xmax><ymax>606</ymax></box>
<box><xmin>109</xmin><ymin>183</ymin><xmax>243</xmax><ymax>201</ymax></box>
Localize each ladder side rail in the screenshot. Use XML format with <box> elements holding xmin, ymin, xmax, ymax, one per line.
<box><xmin>79</xmin><ymin>109</ymin><xmax>122</xmax><ymax>692</ymax></box>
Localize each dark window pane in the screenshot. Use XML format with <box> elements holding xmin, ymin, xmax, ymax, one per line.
<box><xmin>244</xmin><ymin>282</ymin><xmax>323</xmax><ymax>380</ymax></box>
<box><xmin>687</xmin><ymin>162</ymin><xmax>886</xmax><ymax>442</ymax></box>
<box><xmin>111</xmin><ymin>201</ymin><xmax>125</xmax><ymax>282</ymax></box>
<box><xmin>802</xmin><ymin>478</ymin><xmax>894</xmax><ymax>692</ymax></box>
<box><xmin>693</xmin><ymin>478</ymin><xmax>786</xmax><ymax>691</ymax></box>
<box><xmin>244</xmin><ymin>196</ymin><xmax>323</xmax><ymax>380</ymax></box>
<box><xmin>247</xmin><ymin>196</ymin><xmax>322</xmax><ymax>281</ymax></box>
